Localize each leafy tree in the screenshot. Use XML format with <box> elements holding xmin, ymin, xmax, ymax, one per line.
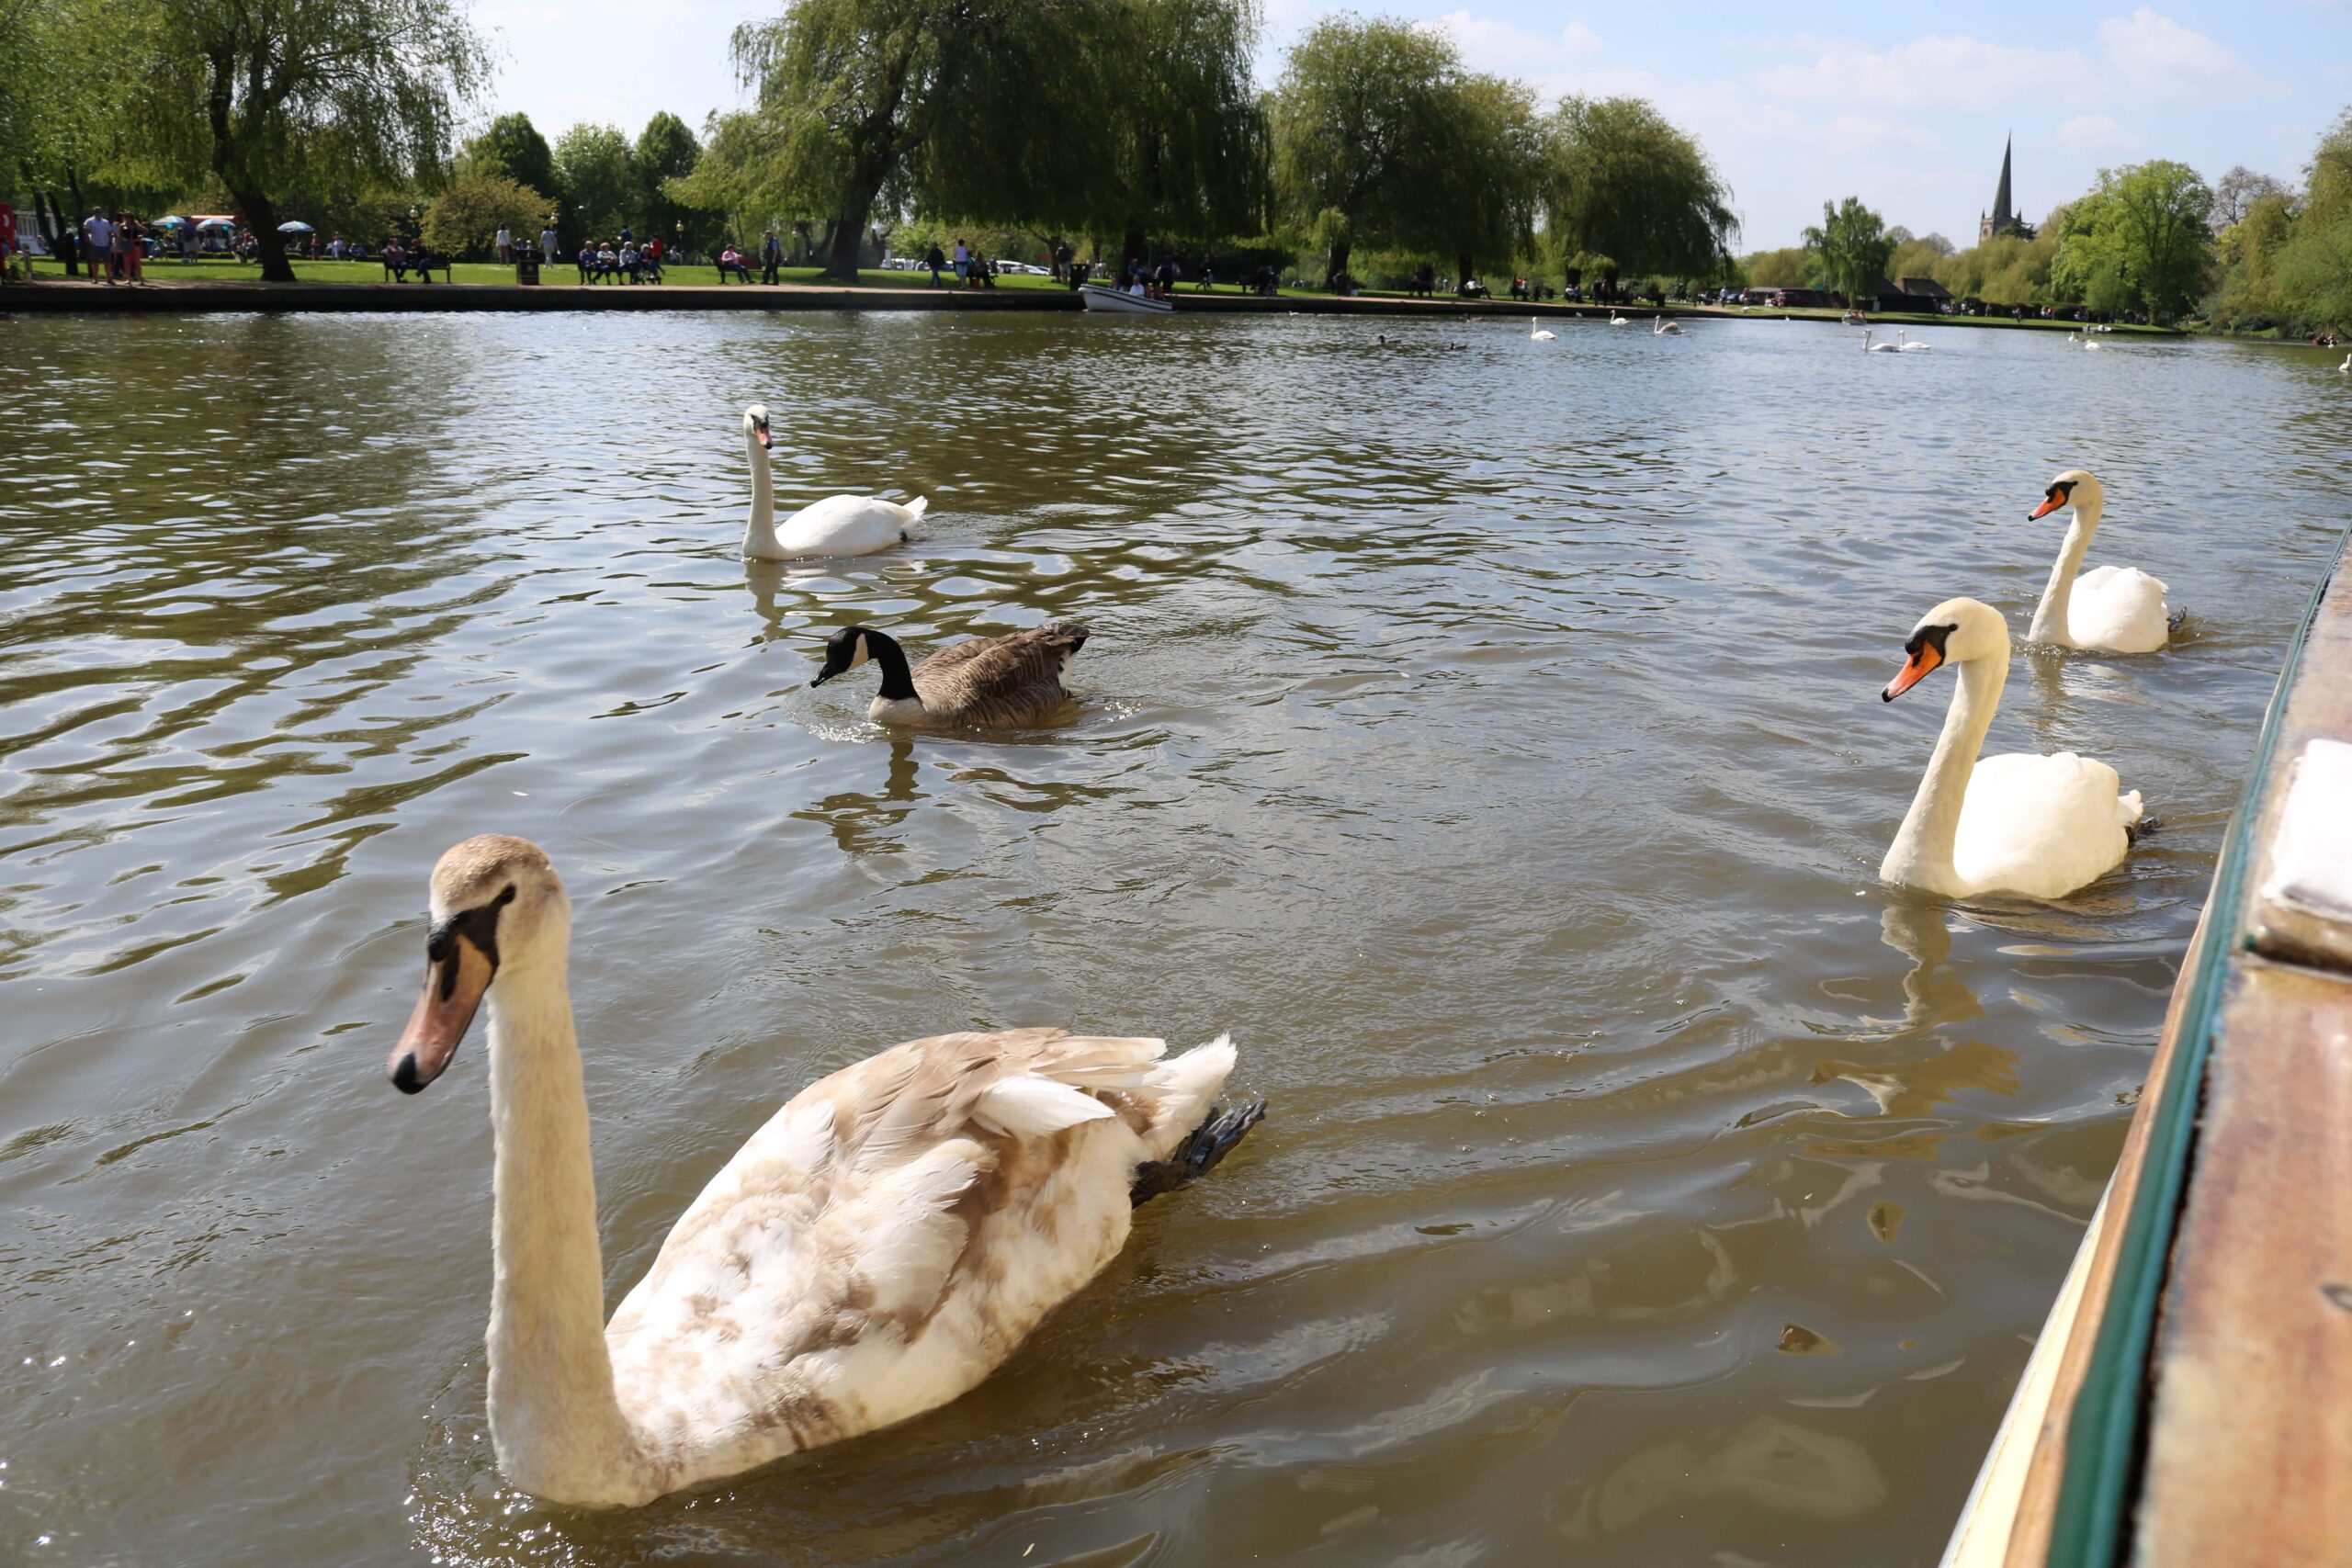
<box><xmin>1422</xmin><ymin>73</ymin><xmax>1543</xmax><ymax>288</ymax></box>
<box><xmin>2052</xmin><ymin>161</ymin><xmax>2212</xmax><ymax>321</ymax></box>
<box><xmin>1544</xmin><ymin>96</ymin><xmax>1736</xmax><ymax>291</ymax></box>
<box><xmin>422</xmin><ymin>170</ymin><xmax>548</xmax><ymax>257</ymax></box>
<box><xmin>634</xmin><ymin>111</ymin><xmax>705</xmax><ymax>250</ymax></box>
<box><xmin>469</xmin><ymin>113</ymin><xmax>559</xmax><ymax>212</ymax></box>
<box><xmin>1801</xmin><ymin>196</ymin><xmax>1893</xmax><ymax>305</ymax></box>
<box><xmin>1269</xmin><ymin>13</ymin><xmax>1462</xmax><ymax>286</ymax></box>
<box><xmin>554</xmin><ymin>122</ymin><xmax>636</xmax><ymax>239</ymax></box>
<box><xmin>112</xmin><ymin>0</ymin><xmax>489</xmax><ymax>280</ymax></box>
<box><xmin>2278</xmin><ymin>109</ymin><xmax>2352</xmax><ymax>331</ymax></box>
<box><xmin>1739</xmin><ymin>245</ymin><xmax>1809</xmax><ymax>288</ymax></box>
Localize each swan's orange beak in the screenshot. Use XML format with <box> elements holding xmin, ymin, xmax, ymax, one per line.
<box><xmin>389</xmin><ymin>931</ymin><xmax>494</xmax><ymax>1093</ymax></box>
<box><xmin>754</xmin><ymin>425</ymin><xmax>771</xmax><ymax>449</ymax></box>
<box><xmin>2029</xmin><ymin>492</ymin><xmax>2065</xmax><ymax>520</ymax></box>
<box><xmin>1883</xmin><ymin>642</ymin><xmax>1943</xmax><ymax>701</ymax></box>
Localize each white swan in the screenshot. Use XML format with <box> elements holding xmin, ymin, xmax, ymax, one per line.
<box><xmin>1895</xmin><ymin>330</ymin><xmax>1931</xmax><ymax>353</ymax></box>
<box><xmin>1530</xmin><ymin>317</ymin><xmax>1556</xmax><ymax>342</ymax></box>
<box><xmin>1864</xmin><ymin>330</ymin><xmax>1899</xmax><ymax>353</ymax></box>
<box><xmin>1879</xmin><ymin>599</ymin><xmax>2143</xmax><ymax>899</ymax></box>
<box><xmin>1653</xmin><ymin>316</ymin><xmax>1681</xmax><ymax>335</ymax></box>
<box><xmin>1608</xmin><ymin>311</ymin><xmax>1632</xmax><ymax>327</ymax></box>
<box><xmin>386</xmin><ymin>835</ymin><xmax>1263</xmax><ymax>1507</ymax></box>
<box><xmin>740</xmin><ymin>405</ymin><xmax>927</xmax><ymax>559</ymax></box>
<box><xmin>2338</xmin><ymin>353</ymin><xmax>2349</xmax><ymax>373</ymax></box>
<box><xmin>2026</xmin><ymin>468</ymin><xmax>2172</xmax><ymax>654</ymax></box>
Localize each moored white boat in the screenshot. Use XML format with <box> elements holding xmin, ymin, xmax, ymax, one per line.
<box><xmin>1080</xmin><ymin>285</ymin><xmax>1172</xmax><ymax>315</ymax></box>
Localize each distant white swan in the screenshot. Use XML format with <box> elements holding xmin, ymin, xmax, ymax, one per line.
<box><xmin>2339</xmin><ymin>353</ymin><xmax>2349</xmax><ymax>373</ymax></box>
<box><xmin>1530</xmin><ymin>317</ymin><xmax>1555</xmax><ymax>342</ymax></box>
<box><xmin>2026</xmin><ymin>468</ymin><xmax>2172</xmax><ymax>654</ymax></box>
<box><xmin>1895</xmin><ymin>330</ymin><xmax>1931</xmax><ymax>353</ymax></box>
<box><xmin>1864</xmin><ymin>329</ymin><xmax>1899</xmax><ymax>353</ymax></box>
<box><xmin>741</xmin><ymin>405</ymin><xmax>927</xmax><ymax>560</ymax></box>
<box><xmin>1608</xmin><ymin>311</ymin><xmax>1632</xmax><ymax>327</ymax></box>
<box><xmin>1653</xmin><ymin>316</ymin><xmax>1681</xmax><ymax>334</ymax></box>
<box><xmin>1879</xmin><ymin>598</ymin><xmax>2143</xmax><ymax>900</ymax></box>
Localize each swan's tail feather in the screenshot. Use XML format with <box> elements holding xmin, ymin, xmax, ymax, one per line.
<box><xmin>901</xmin><ymin>496</ymin><xmax>929</xmax><ymax>525</ymax></box>
<box><xmin>1131</xmin><ymin>1097</ymin><xmax>1266</xmax><ymax>1207</ymax></box>
<box><xmin>2117</xmin><ymin>788</ymin><xmax>2145</xmax><ymax>833</ymax></box>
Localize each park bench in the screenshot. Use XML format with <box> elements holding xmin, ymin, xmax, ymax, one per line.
<box><xmin>382</xmin><ymin>254</ymin><xmax>451</xmax><ymax>283</ymax></box>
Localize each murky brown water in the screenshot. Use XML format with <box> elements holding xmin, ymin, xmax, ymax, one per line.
<box><xmin>1</xmin><ymin>310</ymin><xmax>2346</xmax><ymax>1566</ymax></box>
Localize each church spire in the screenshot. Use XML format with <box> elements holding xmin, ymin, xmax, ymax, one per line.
<box><xmin>1991</xmin><ymin>134</ymin><xmax>2014</xmax><ymax>232</ymax></box>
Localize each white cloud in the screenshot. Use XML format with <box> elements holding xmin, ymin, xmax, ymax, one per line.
<box><xmin>1418</xmin><ymin>12</ymin><xmax>1602</xmax><ymax>99</ymax></box>
<box><xmin>2057</xmin><ymin>113</ymin><xmax>2138</xmax><ymax>153</ymax></box>
<box><xmin>1753</xmin><ymin>35</ymin><xmax>2081</xmax><ymax>110</ymax></box>
<box><xmin>2096</xmin><ymin>8</ymin><xmax>2260</xmax><ymax>98</ymax></box>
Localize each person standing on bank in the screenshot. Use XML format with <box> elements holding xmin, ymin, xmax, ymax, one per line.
<box><xmin>925</xmin><ymin>242</ymin><xmax>945</xmax><ymax>287</ymax></box>
<box><xmin>953</xmin><ymin>237</ymin><xmax>969</xmax><ymax>286</ymax></box>
<box><xmin>760</xmin><ymin>229</ymin><xmax>781</xmax><ymax>285</ymax></box>
<box><xmin>539</xmin><ymin>222</ymin><xmax>558</xmax><ymax>264</ymax></box>
<box><xmin>83</xmin><ymin>209</ymin><xmax>114</xmax><ymax>283</ymax></box>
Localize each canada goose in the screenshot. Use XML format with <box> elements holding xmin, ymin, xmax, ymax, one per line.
<box><xmin>386</xmin><ymin>834</ymin><xmax>1261</xmax><ymax>1506</ymax></box>
<box><xmin>811</xmin><ymin>623</ymin><xmax>1089</xmax><ymax>728</ymax></box>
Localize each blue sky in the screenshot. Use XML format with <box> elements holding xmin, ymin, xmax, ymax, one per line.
<box><xmin>476</xmin><ymin>1</ymin><xmax>2350</xmax><ymax>249</ymax></box>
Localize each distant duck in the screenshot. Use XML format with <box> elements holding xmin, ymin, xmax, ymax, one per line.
<box><xmin>1530</xmin><ymin>317</ymin><xmax>1556</xmax><ymax>342</ymax></box>
<box><xmin>1878</xmin><ymin>598</ymin><xmax>2143</xmax><ymax>900</ymax></box>
<box><xmin>1864</xmin><ymin>330</ymin><xmax>1899</xmax><ymax>353</ymax></box>
<box><xmin>741</xmin><ymin>405</ymin><xmax>927</xmax><ymax>559</ymax></box>
<box><xmin>1895</xmin><ymin>330</ymin><xmax>1931</xmax><ymax>352</ymax></box>
<box><xmin>1653</xmin><ymin>317</ymin><xmax>1681</xmax><ymax>335</ymax></box>
<box><xmin>811</xmin><ymin>622</ymin><xmax>1090</xmax><ymax>728</ymax></box>
<box><xmin>2025</xmin><ymin>468</ymin><xmax>2173</xmax><ymax>654</ymax></box>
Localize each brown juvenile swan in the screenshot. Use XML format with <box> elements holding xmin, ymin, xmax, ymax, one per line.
<box><xmin>386</xmin><ymin>834</ymin><xmax>1261</xmax><ymax>1506</ymax></box>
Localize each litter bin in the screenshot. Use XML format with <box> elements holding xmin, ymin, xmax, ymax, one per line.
<box><xmin>515</xmin><ymin>255</ymin><xmax>540</xmax><ymax>286</ymax></box>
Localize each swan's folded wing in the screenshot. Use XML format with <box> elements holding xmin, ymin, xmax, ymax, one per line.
<box><xmin>1955</xmin><ymin>751</ymin><xmax>2134</xmax><ymax>897</ymax></box>
<box><xmin>2072</xmin><ymin>566</ymin><xmax>2171</xmax><ymax>651</ymax></box>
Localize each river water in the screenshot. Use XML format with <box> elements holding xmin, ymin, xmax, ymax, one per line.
<box><xmin>0</xmin><ymin>310</ymin><xmax>2345</xmax><ymax>1566</ymax></box>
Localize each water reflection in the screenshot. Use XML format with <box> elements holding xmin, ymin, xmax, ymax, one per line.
<box><xmin>0</xmin><ymin>312</ymin><xmax>2340</xmax><ymax>1568</ymax></box>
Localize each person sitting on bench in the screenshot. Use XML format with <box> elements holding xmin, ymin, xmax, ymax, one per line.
<box><xmin>717</xmin><ymin>243</ymin><xmax>753</xmax><ymax>284</ymax></box>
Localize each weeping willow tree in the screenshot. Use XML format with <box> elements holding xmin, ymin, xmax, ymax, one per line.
<box><xmin>1544</xmin><ymin>95</ymin><xmax>1737</xmax><ymax>290</ymax></box>
<box><xmin>724</xmin><ymin>0</ymin><xmax>1261</xmax><ymax>278</ymax></box>
<box><xmin>102</xmin><ymin>0</ymin><xmax>488</xmax><ymax>280</ymax></box>
<box><xmin>1268</xmin><ymin>14</ymin><xmax>1461</xmax><ymax>287</ymax></box>
<box><xmin>1417</xmin><ymin>72</ymin><xmax>1543</xmax><ymax>289</ymax></box>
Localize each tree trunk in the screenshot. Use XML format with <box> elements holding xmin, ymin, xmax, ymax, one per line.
<box><xmin>229</xmin><ymin>180</ymin><xmax>294</xmax><ymax>281</ymax></box>
<box><xmin>1325</xmin><ymin>241</ymin><xmax>1351</xmax><ymax>291</ymax></box>
<box><xmin>1123</xmin><ymin>226</ymin><xmax>1146</xmax><ymax>267</ymax></box>
<box><xmin>1455</xmin><ymin>253</ymin><xmax>1474</xmax><ymax>294</ymax></box>
<box><xmin>60</xmin><ymin>174</ymin><xmax>87</xmax><ymax>276</ymax></box>
<box><xmin>40</xmin><ymin>190</ymin><xmax>77</xmax><ymax>276</ymax></box>
<box><xmin>824</xmin><ymin>202</ymin><xmax>865</xmax><ymax>281</ymax></box>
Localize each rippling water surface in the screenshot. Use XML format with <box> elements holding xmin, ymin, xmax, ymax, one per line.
<box><xmin>1</xmin><ymin>310</ymin><xmax>2346</xmax><ymax>1566</ymax></box>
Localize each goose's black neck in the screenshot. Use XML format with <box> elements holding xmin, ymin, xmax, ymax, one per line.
<box><xmin>864</xmin><ymin>630</ymin><xmax>919</xmax><ymax>701</ymax></box>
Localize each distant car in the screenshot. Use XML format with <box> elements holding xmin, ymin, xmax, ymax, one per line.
<box><xmin>993</xmin><ymin>261</ymin><xmax>1046</xmax><ymax>275</ymax></box>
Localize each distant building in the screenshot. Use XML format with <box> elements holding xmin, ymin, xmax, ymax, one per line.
<box><xmin>1978</xmin><ymin>137</ymin><xmax>2037</xmax><ymax>244</ymax></box>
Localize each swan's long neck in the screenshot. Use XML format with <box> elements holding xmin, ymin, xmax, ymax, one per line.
<box><xmin>742</xmin><ymin>432</ymin><xmax>783</xmax><ymax>557</ymax></box>
<box><xmin>1881</xmin><ymin>654</ymin><xmax>2004</xmax><ymax>894</ymax></box>
<box><xmin>2029</xmin><ymin>497</ymin><xmax>2101</xmax><ymax>647</ymax></box>
<box><xmin>482</xmin><ymin>959</ymin><xmax>644</xmax><ymax>1504</ymax></box>
<box><xmin>864</xmin><ymin>630</ymin><xmax>920</xmax><ymax>703</ymax></box>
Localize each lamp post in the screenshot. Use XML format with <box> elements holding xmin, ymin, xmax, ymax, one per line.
<box><xmin>408</xmin><ymin>205</ymin><xmax>420</xmax><ymax>246</ymax></box>
<box><xmin>674</xmin><ymin>219</ymin><xmax>684</xmax><ymax>263</ymax></box>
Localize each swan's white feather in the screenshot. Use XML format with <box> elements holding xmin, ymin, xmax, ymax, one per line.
<box><xmin>1952</xmin><ymin>751</ymin><xmax>2139</xmax><ymax>899</ymax></box>
<box><xmin>2063</xmin><ymin>565</ymin><xmax>2170</xmax><ymax>653</ymax></box>
<box><xmin>972</xmin><ymin>1074</ymin><xmax>1118</xmax><ymax>1136</ymax></box>
<box><xmin>770</xmin><ymin>493</ymin><xmax>922</xmax><ymax>558</ymax></box>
